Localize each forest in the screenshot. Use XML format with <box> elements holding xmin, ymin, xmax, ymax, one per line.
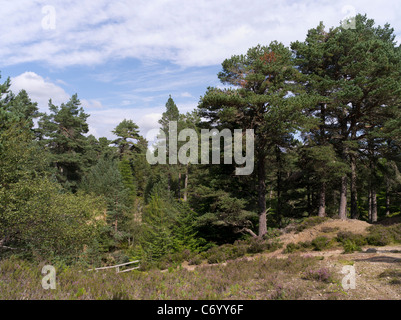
<box><xmin>1</xmin><ymin>14</ymin><xmax>401</xmax><ymax>269</ymax></box>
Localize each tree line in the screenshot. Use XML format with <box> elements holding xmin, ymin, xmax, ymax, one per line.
<box><xmin>1</xmin><ymin>14</ymin><xmax>401</xmax><ymax>265</ymax></box>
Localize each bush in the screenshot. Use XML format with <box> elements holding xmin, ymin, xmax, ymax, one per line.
<box><xmin>342</xmin><ymin>239</ymin><xmax>361</xmax><ymax>253</ymax></box>
<box><xmin>188</xmin><ymin>254</ymin><xmax>203</xmax><ymax>265</ymax></box>
<box><xmin>284</xmin><ymin>241</ymin><xmax>313</xmax><ymax>254</ymax></box>
<box><xmin>389</xmin><ymin>224</ymin><xmax>401</xmax><ymax>243</ymax></box>
<box><xmin>302</xmin><ymin>267</ymin><xmax>333</xmax><ymax>282</ymax></box>
<box><xmin>263</xmin><ymin>228</ymin><xmax>282</xmax><ymax>240</ymax></box>
<box><xmin>311</xmin><ymin>236</ymin><xmax>332</xmax><ymax>251</ymax></box>
<box><xmin>336</xmin><ymin>231</ymin><xmax>367</xmax><ymax>247</ymax></box>
<box><xmin>366</xmin><ymin>225</ymin><xmax>392</xmax><ymax>246</ymax></box>
<box><xmin>246</xmin><ymin>237</ymin><xmax>269</xmax><ymax>254</ymax></box>
<box><xmin>284</xmin><ymin>243</ymin><xmax>301</xmax><ymax>254</ymax></box>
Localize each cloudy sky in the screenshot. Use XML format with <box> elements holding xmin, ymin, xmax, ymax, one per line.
<box><xmin>1</xmin><ymin>0</ymin><xmax>400</xmax><ymax>141</ymax></box>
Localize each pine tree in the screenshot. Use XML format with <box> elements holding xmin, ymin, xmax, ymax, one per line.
<box><xmin>112</xmin><ymin>119</ymin><xmax>141</xmax><ymax>158</ymax></box>
<box><xmin>198</xmin><ymin>42</ymin><xmax>314</xmax><ymax>236</ymax></box>
<box><xmin>38</xmin><ymin>94</ymin><xmax>91</xmax><ymax>192</ymax></box>
<box><xmin>292</xmin><ymin>15</ymin><xmax>401</xmax><ymax>219</ymax></box>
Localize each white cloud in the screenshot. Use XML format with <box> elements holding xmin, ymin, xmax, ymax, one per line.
<box><xmin>10</xmin><ymin>71</ymin><xmax>70</xmax><ymax>111</ymax></box>
<box><xmin>87</xmin><ymin>107</ymin><xmax>163</xmax><ymax>141</ymax></box>
<box><xmin>181</xmin><ymin>92</ymin><xmax>193</xmax><ymax>98</ymax></box>
<box><xmin>1</xmin><ymin>1</ymin><xmax>400</xmax><ymax>68</ymax></box>
<box><xmin>81</xmin><ymin>99</ymin><xmax>105</xmax><ymax>110</ymax></box>
<box><xmin>9</xmin><ymin>71</ymin><xmax>197</xmax><ymax>141</ymax></box>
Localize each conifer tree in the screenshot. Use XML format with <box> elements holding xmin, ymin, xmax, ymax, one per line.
<box><xmin>198</xmin><ymin>42</ymin><xmax>314</xmax><ymax>236</ymax></box>
<box><xmin>38</xmin><ymin>94</ymin><xmax>91</xmax><ymax>192</ymax></box>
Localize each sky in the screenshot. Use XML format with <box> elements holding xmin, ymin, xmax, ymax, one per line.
<box><xmin>1</xmin><ymin>0</ymin><xmax>401</xmax><ymax>142</ymax></box>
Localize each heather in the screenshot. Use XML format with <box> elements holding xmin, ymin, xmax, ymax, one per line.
<box><xmin>0</xmin><ymin>254</ymin><xmax>337</xmax><ymax>300</ymax></box>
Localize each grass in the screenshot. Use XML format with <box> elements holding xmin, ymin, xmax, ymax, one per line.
<box><xmin>0</xmin><ymin>254</ymin><xmax>337</xmax><ymax>300</ymax></box>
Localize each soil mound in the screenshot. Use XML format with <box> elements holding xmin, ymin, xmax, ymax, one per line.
<box><xmin>280</xmin><ymin>218</ymin><xmax>371</xmax><ymax>246</ymax></box>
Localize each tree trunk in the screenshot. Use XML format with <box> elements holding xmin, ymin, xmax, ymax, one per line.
<box><xmin>350</xmin><ymin>154</ymin><xmax>358</xmax><ymax>219</ymax></box>
<box><xmin>178</xmin><ymin>172</ymin><xmax>181</xmax><ymax>199</ymax></box>
<box><xmin>318</xmin><ymin>182</ymin><xmax>326</xmax><ymax>217</ymax></box>
<box><xmin>275</xmin><ymin>146</ymin><xmax>282</xmax><ymax>220</ymax></box>
<box><xmin>307</xmin><ymin>182</ymin><xmax>312</xmax><ymax>215</ymax></box>
<box><xmin>371</xmin><ymin>187</ymin><xmax>377</xmax><ymax>223</ymax></box>
<box><xmin>368</xmin><ymin>189</ymin><xmax>372</xmax><ymax>222</ymax></box>
<box><xmin>257</xmin><ymin>153</ymin><xmax>267</xmax><ymax>237</ymax></box>
<box><xmin>183</xmin><ymin>165</ymin><xmax>188</xmax><ymax>202</ymax></box>
<box><xmin>386</xmin><ymin>179</ymin><xmax>390</xmax><ymax>216</ymax></box>
<box><xmin>339</xmin><ymin>175</ymin><xmax>347</xmax><ymax>220</ymax></box>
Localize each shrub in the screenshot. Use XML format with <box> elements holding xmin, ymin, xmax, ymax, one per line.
<box><xmin>336</xmin><ymin>231</ymin><xmax>367</xmax><ymax>247</ymax></box>
<box><xmin>366</xmin><ymin>225</ymin><xmax>392</xmax><ymax>246</ymax></box>
<box><xmin>188</xmin><ymin>254</ymin><xmax>203</xmax><ymax>265</ymax></box>
<box><xmin>246</xmin><ymin>237</ymin><xmax>268</xmax><ymax>254</ymax></box>
<box><xmin>299</xmin><ymin>241</ymin><xmax>313</xmax><ymax>249</ymax></box>
<box><xmin>302</xmin><ymin>267</ymin><xmax>333</xmax><ymax>282</ymax></box>
<box><xmin>263</xmin><ymin>228</ymin><xmax>282</xmax><ymax>240</ymax></box>
<box><xmin>284</xmin><ymin>242</ymin><xmax>301</xmax><ymax>254</ymax></box>
<box><xmin>311</xmin><ymin>236</ymin><xmax>332</xmax><ymax>251</ymax></box>
<box><xmin>342</xmin><ymin>239</ymin><xmax>361</xmax><ymax>253</ymax></box>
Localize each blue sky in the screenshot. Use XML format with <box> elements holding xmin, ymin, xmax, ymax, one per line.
<box><xmin>1</xmin><ymin>0</ymin><xmax>401</xmax><ymax>142</ymax></box>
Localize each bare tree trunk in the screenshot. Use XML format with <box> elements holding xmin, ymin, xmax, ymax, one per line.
<box><xmin>238</xmin><ymin>228</ymin><xmax>258</xmax><ymax>238</ymax></box>
<box><xmin>339</xmin><ymin>175</ymin><xmax>348</xmax><ymax>220</ymax></box>
<box><xmin>386</xmin><ymin>179</ymin><xmax>390</xmax><ymax>216</ymax></box>
<box><xmin>183</xmin><ymin>165</ymin><xmax>189</xmax><ymax>202</ymax></box>
<box><xmin>371</xmin><ymin>187</ymin><xmax>377</xmax><ymax>223</ymax></box>
<box><xmin>318</xmin><ymin>182</ymin><xmax>326</xmax><ymax>217</ymax></box>
<box><xmin>178</xmin><ymin>172</ymin><xmax>181</xmax><ymax>199</ymax></box>
<box><xmin>257</xmin><ymin>153</ymin><xmax>267</xmax><ymax>237</ymax></box>
<box><xmin>368</xmin><ymin>189</ymin><xmax>372</xmax><ymax>222</ymax></box>
<box><xmin>350</xmin><ymin>155</ymin><xmax>358</xmax><ymax>219</ymax></box>
<box><xmin>307</xmin><ymin>182</ymin><xmax>312</xmax><ymax>215</ymax></box>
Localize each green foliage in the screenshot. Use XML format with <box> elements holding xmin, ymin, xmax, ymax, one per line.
<box><xmin>81</xmin><ymin>155</ymin><xmax>133</xmax><ymax>244</ymax></box>
<box><xmin>118</xmin><ymin>156</ymin><xmax>136</xmax><ymax>199</ymax></box>
<box><xmin>284</xmin><ymin>243</ymin><xmax>301</xmax><ymax>254</ymax></box>
<box><xmin>0</xmin><ymin>177</ymin><xmax>105</xmax><ymax>262</ymax></box>
<box><xmin>194</xmin><ymin>188</ymin><xmax>258</xmax><ymax>242</ymax></box>
<box><xmin>112</xmin><ymin>119</ymin><xmax>142</xmax><ymax>158</ymax></box>
<box><xmin>342</xmin><ymin>240</ymin><xmax>362</xmax><ymax>254</ymax></box>
<box><xmin>336</xmin><ymin>231</ymin><xmax>367</xmax><ymax>247</ymax></box>
<box><xmin>311</xmin><ymin>236</ymin><xmax>332</xmax><ymax>251</ymax></box>
<box><xmin>366</xmin><ymin>224</ymin><xmax>401</xmax><ymax>246</ymax></box>
<box><xmin>37</xmin><ymin>94</ymin><xmax>92</xmax><ymax>192</ymax></box>
<box><xmin>142</xmin><ymin>192</ymin><xmax>176</xmax><ymax>260</ymax></box>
